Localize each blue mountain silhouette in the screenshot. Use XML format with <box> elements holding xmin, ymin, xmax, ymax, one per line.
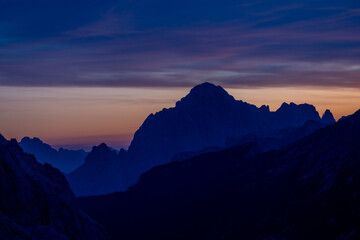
<box><xmin>68</xmin><ymin>82</ymin><xmax>335</xmax><ymax>196</ymax></box>
<box><xmin>19</xmin><ymin>137</ymin><xmax>87</xmax><ymax>173</ymax></box>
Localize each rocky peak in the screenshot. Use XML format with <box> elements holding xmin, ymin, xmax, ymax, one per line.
<box><xmin>321</xmin><ymin>109</ymin><xmax>336</xmax><ymax>125</ymax></box>
<box><xmin>93</xmin><ymin>143</ymin><xmax>110</xmax><ymax>152</ymax></box>
<box><xmin>21</xmin><ymin>136</ymin><xmax>43</xmax><ymax>145</ymax></box>
<box><xmin>277</xmin><ymin>102</ymin><xmax>317</xmax><ymax>113</ymax></box>
<box><xmin>259</xmin><ymin>105</ymin><xmax>270</xmax><ymax>112</ymax></box>
<box><xmin>84</xmin><ymin>143</ymin><xmax>117</xmax><ymax>165</ymax></box>
<box><xmin>176</xmin><ymin>82</ymin><xmax>235</xmax><ymax>108</ymax></box>
<box><xmin>274</xmin><ymin>102</ymin><xmax>321</xmax><ymax>128</ymax></box>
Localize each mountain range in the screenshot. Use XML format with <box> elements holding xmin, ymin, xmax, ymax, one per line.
<box><xmin>0</xmin><ymin>135</ymin><xmax>107</xmax><ymax>239</ymax></box>
<box><xmin>67</xmin><ymin>82</ymin><xmax>335</xmax><ymax>196</ymax></box>
<box><xmin>77</xmin><ymin>108</ymin><xmax>360</xmax><ymax>240</ymax></box>
<box><xmin>3</xmin><ymin>82</ymin><xmax>357</xmax><ymax>240</ymax></box>
<box><xmin>19</xmin><ymin>137</ymin><xmax>87</xmax><ymax>173</ymax></box>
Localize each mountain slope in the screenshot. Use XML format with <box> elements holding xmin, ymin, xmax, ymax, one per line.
<box><xmin>77</xmin><ymin>109</ymin><xmax>360</xmax><ymax>240</ymax></box>
<box><xmin>67</xmin><ymin>144</ymin><xmax>132</xmax><ymax>196</ymax></box>
<box><xmin>68</xmin><ymin>82</ymin><xmax>334</xmax><ymax>196</ymax></box>
<box><xmin>19</xmin><ymin>137</ymin><xmax>87</xmax><ymax>173</ymax></box>
<box><xmin>0</xmin><ymin>135</ymin><xmax>107</xmax><ymax>239</ymax></box>
<box><xmin>127</xmin><ymin>82</ymin><xmax>323</xmax><ymax>167</ymax></box>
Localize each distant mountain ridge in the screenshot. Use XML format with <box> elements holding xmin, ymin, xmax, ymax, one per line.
<box><xmin>20</xmin><ymin>137</ymin><xmax>87</xmax><ymax>173</ymax></box>
<box><xmin>68</xmin><ymin>82</ymin><xmax>335</xmax><ymax>196</ymax></box>
<box><xmin>0</xmin><ymin>135</ymin><xmax>107</xmax><ymax>239</ymax></box>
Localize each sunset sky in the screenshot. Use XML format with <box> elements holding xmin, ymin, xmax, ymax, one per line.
<box><xmin>1</xmin><ymin>0</ymin><xmax>360</xmax><ymax>150</ymax></box>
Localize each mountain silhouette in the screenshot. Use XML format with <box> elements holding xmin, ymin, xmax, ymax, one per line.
<box><xmin>78</xmin><ymin>108</ymin><xmax>360</xmax><ymax>240</ymax></box>
<box><xmin>68</xmin><ymin>82</ymin><xmax>335</xmax><ymax>196</ymax></box>
<box><xmin>128</xmin><ymin>83</ymin><xmax>326</xmax><ymax>167</ymax></box>
<box><xmin>321</xmin><ymin>109</ymin><xmax>336</xmax><ymax>125</ymax></box>
<box><xmin>0</xmin><ymin>135</ymin><xmax>107</xmax><ymax>239</ymax></box>
<box><xmin>67</xmin><ymin>143</ymin><xmax>132</xmax><ymax>196</ymax></box>
<box><xmin>271</xmin><ymin>102</ymin><xmax>320</xmax><ymax>129</ymax></box>
<box><xmin>19</xmin><ymin>137</ymin><xmax>87</xmax><ymax>173</ymax></box>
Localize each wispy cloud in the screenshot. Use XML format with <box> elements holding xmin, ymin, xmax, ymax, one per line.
<box><xmin>1</xmin><ymin>1</ymin><xmax>360</xmax><ymax>88</ymax></box>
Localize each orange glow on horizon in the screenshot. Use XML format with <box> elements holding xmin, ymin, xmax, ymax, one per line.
<box><xmin>1</xmin><ymin>86</ymin><xmax>359</xmax><ymax>150</ymax></box>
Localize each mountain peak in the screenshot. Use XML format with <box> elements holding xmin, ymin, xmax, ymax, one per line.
<box><xmin>21</xmin><ymin>136</ymin><xmax>43</xmax><ymax>145</ymax></box>
<box><xmin>321</xmin><ymin>109</ymin><xmax>336</xmax><ymax>125</ymax></box>
<box><xmin>194</xmin><ymin>82</ymin><xmax>213</xmax><ymax>86</ymax></box>
<box><xmin>189</xmin><ymin>82</ymin><xmax>230</xmax><ymax>96</ymax></box>
<box><xmin>92</xmin><ymin>143</ymin><xmax>110</xmax><ymax>152</ymax></box>
<box><xmin>278</xmin><ymin>102</ymin><xmax>315</xmax><ymax>111</ymax></box>
<box><xmin>191</xmin><ymin>82</ymin><xmax>218</xmax><ymax>90</ymax></box>
<box><xmin>176</xmin><ymin>82</ymin><xmax>234</xmax><ymax>107</ymax></box>
<box><xmin>85</xmin><ymin>143</ymin><xmax>117</xmax><ymax>163</ymax></box>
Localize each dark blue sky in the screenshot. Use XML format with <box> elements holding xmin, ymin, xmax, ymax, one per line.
<box><xmin>1</xmin><ymin>0</ymin><xmax>360</xmax><ymax>88</ymax></box>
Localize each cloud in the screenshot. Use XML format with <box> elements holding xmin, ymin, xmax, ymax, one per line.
<box><xmin>1</xmin><ymin>1</ymin><xmax>360</xmax><ymax>88</ymax></box>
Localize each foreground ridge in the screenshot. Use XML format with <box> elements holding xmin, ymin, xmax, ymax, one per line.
<box><xmin>0</xmin><ymin>135</ymin><xmax>108</xmax><ymax>239</ymax></box>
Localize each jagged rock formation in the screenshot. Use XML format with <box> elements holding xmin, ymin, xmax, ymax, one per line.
<box><xmin>127</xmin><ymin>83</ymin><xmax>325</xmax><ymax>167</ymax></box>
<box><xmin>20</xmin><ymin>137</ymin><xmax>87</xmax><ymax>173</ymax></box>
<box><xmin>68</xmin><ymin>82</ymin><xmax>335</xmax><ymax>196</ymax></box>
<box><xmin>67</xmin><ymin>144</ymin><xmax>131</xmax><ymax>197</ymax></box>
<box><xmin>321</xmin><ymin>109</ymin><xmax>336</xmax><ymax>125</ymax></box>
<box><xmin>0</xmin><ymin>135</ymin><xmax>108</xmax><ymax>239</ymax></box>
<box><xmin>78</xmin><ymin>109</ymin><xmax>360</xmax><ymax>240</ymax></box>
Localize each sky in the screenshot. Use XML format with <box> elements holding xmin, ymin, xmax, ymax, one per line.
<box><xmin>1</xmin><ymin>0</ymin><xmax>360</xmax><ymax>150</ymax></box>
